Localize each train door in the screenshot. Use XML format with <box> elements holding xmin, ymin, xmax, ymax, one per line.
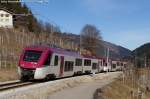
<box><xmin>98</xmin><ymin>60</ymin><xmax>102</xmax><ymax>72</ymax></box>
<box><xmin>59</xmin><ymin>56</ymin><xmax>64</xmax><ymax>77</ymax></box>
<box><xmin>98</xmin><ymin>61</ymin><xmax>100</xmax><ymax>72</ymax></box>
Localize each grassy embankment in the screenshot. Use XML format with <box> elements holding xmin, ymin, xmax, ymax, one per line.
<box><xmin>94</xmin><ymin>68</ymin><xmax>150</xmax><ymax>99</ymax></box>
<box><xmin>0</xmin><ymin>68</ymin><xmax>18</xmax><ymax>82</ymax></box>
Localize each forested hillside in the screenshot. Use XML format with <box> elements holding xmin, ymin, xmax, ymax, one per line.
<box><xmin>0</xmin><ymin>0</ymin><xmax>39</xmax><ymax>32</ymax></box>
<box><xmin>61</xmin><ymin>33</ymin><xmax>132</xmax><ymax>59</ymax></box>
<box><xmin>133</xmin><ymin>43</ymin><xmax>150</xmax><ymax>67</ymax></box>
<box><xmin>133</xmin><ymin>43</ymin><xmax>150</xmax><ymax>56</ymax></box>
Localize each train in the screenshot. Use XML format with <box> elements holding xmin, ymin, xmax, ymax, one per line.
<box><xmin>18</xmin><ymin>45</ymin><xmax>127</xmax><ymax>81</ymax></box>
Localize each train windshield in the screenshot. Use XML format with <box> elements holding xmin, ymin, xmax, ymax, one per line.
<box><xmin>23</xmin><ymin>50</ymin><xmax>42</xmax><ymax>62</ymax></box>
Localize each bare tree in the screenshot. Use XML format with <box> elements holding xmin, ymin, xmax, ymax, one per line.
<box><xmin>37</xmin><ymin>20</ymin><xmax>45</xmax><ymax>33</ymax></box>
<box><xmin>80</xmin><ymin>24</ymin><xmax>102</xmax><ymax>55</ymax></box>
<box><xmin>45</xmin><ymin>22</ymin><xmax>53</xmax><ymax>33</ymax></box>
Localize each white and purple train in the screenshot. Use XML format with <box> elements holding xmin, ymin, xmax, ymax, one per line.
<box><xmin>18</xmin><ymin>45</ymin><xmax>127</xmax><ymax>81</ymax></box>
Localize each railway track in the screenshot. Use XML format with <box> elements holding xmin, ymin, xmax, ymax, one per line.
<box><xmin>0</xmin><ymin>81</ymin><xmax>35</xmax><ymax>91</ymax></box>
<box><xmin>0</xmin><ymin>74</ymin><xmax>88</xmax><ymax>91</ymax></box>
<box><xmin>0</xmin><ymin>72</ymin><xmax>117</xmax><ymax>91</ymax></box>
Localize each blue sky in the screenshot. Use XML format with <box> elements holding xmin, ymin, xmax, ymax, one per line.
<box><xmin>25</xmin><ymin>0</ymin><xmax>150</xmax><ymax>50</ymax></box>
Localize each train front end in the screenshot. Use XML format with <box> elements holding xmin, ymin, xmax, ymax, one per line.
<box><xmin>18</xmin><ymin>46</ymin><xmax>50</xmax><ymax>81</ymax></box>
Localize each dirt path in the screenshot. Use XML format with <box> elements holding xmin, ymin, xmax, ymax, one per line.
<box><xmin>48</xmin><ymin>72</ymin><xmax>120</xmax><ymax>99</ymax></box>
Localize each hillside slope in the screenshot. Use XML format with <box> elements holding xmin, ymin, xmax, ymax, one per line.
<box><xmin>133</xmin><ymin>43</ymin><xmax>150</xmax><ymax>57</ymax></box>
<box><xmin>132</xmin><ymin>43</ymin><xmax>150</xmax><ymax>67</ymax></box>
<box><xmin>0</xmin><ymin>1</ymin><xmax>39</xmax><ymax>32</ymax></box>
<box><xmin>102</xmin><ymin>41</ymin><xmax>131</xmax><ymax>59</ymax></box>
<box><xmin>62</xmin><ymin>33</ymin><xmax>131</xmax><ymax>59</ymax></box>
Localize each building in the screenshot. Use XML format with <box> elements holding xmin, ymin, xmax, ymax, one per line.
<box><xmin>0</xmin><ymin>8</ymin><xmax>13</xmax><ymax>28</ymax></box>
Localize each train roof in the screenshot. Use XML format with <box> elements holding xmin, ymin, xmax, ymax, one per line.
<box><xmin>25</xmin><ymin>45</ymin><xmax>50</xmax><ymax>51</ymax></box>
<box><xmin>24</xmin><ymin>45</ymin><xmax>117</xmax><ymax>60</ymax></box>
<box><xmin>96</xmin><ymin>56</ymin><xmax>112</xmax><ymax>61</ymax></box>
<box><xmin>82</xmin><ymin>54</ymin><xmax>97</xmax><ymax>59</ymax></box>
<box><xmin>24</xmin><ymin>45</ymin><xmax>82</xmax><ymax>57</ymax></box>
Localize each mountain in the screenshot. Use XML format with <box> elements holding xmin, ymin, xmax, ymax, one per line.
<box><xmin>132</xmin><ymin>43</ymin><xmax>150</xmax><ymax>67</ymax></box>
<box><xmin>61</xmin><ymin>33</ymin><xmax>132</xmax><ymax>59</ymax></box>
<box><xmin>133</xmin><ymin>43</ymin><xmax>150</xmax><ymax>57</ymax></box>
<box><xmin>102</xmin><ymin>41</ymin><xmax>132</xmax><ymax>59</ymax></box>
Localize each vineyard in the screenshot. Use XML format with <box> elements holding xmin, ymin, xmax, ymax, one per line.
<box><xmin>100</xmin><ymin>64</ymin><xmax>150</xmax><ymax>99</ymax></box>
<box><xmin>0</xmin><ymin>28</ymin><xmax>79</xmax><ymax>69</ymax></box>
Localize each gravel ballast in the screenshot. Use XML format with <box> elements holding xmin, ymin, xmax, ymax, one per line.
<box><xmin>0</xmin><ymin>72</ymin><xmax>121</xmax><ymax>99</ymax></box>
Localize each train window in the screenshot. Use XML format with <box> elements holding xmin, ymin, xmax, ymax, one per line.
<box><xmin>121</xmin><ymin>63</ymin><xmax>123</xmax><ymax>66</ymax></box>
<box><xmin>112</xmin><ymin>64</ymin><xmax>116</xmax><ymax>68</ymax></box>
<box><xmin>23</xmin><ymin>50</ymin><xmax>42</xmax><ymax>62</ymax></box>
<box><xmin>64</xmin><ymin>61</ymin><xmax>74</xmax><ymax>71</ymax></box>
<box><xmin>101</xmin><ymin>61</ymin><xmax>103</xmax><ymax>66</ymax></box>
<box><xmin>117</xmin><ymin>62</ymin><xmax>120</xmax><ymax>66</ymax></box>
<box><xmin>44</xmin><ymin>53</ymin><xmax>51</xmax><ymax>66</ymax></box>
<box><xmin>124</xmin><ymin>64</ymin><xmax>126</xmax><ymax>67</ymax></box>
<box><xmin>84</xmin><ymin>59</ymin><xmax>91</xmax><ymax>66</ymax></box>
<box><xmin>99</xmin><ymin>61</ymin><xmax>102</xmax><ymax>66</ymax></box>
<box><xmin>54</xmin><ymin>55</ymin><xmax>58</xmax><ymax>66</ymax></box>
<box><xmin>1</xmin><ymin>14</ymin><xmax>4</xmax><ymax>17</ymax></box>
<box><xmin>75</xmin><ymin>58</ymin><xmax>82</xmax><ymax>66</ymax></box>
<box><xmin>5</xmin><ymin>14</ymin><xmax>9</xmax><ymax>17</ymax></box>
<box><xmin>92</xmin><ymin>63</ymin><xmax>97</xmax><ymax>69</ymax></box>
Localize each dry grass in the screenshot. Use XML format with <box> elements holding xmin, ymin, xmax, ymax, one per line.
<box><xmin>0</xmin><ymin>68</ymin><xmax>18</xmax><ymax>82</ymax></box>
<box><xmin>102</xmin><ymin>79</ymin><xmax>135</xmax><ymax>99</ymax></box>
<box><xmin>101</xmin><ymin>77</ymin><xmax>150</xmax><ymax>99</ymax></box>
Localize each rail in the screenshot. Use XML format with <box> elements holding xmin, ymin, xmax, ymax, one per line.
<box><xmin>0</xmin><ymin>81</ymin><xmax>35</xmax><ymax>91</ymax></box>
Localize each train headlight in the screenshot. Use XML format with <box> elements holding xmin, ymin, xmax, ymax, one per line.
<box><xmin>21</xmin><ymin>64</ymin><xmax>25</xmax><ymax>67</ymax></box>
<box><xmin>33</xmin><ymin>65</ymin><xmax>36</xmax><ymax>68</ymax></box>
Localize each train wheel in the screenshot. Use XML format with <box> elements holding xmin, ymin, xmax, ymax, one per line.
<box><xmin>77</xmin><ymin>71</ymin><xmax>83</xmax><ymax>75</ymax></box>
<box><xmin>45</xmin><ymin>74</ymin><xmax>56</xmax><ymax>81</ymax></box>
<box><xmin>73</xmin><ymin>72</ymin><xmax>77</xmax><ymax>76</ymax></box>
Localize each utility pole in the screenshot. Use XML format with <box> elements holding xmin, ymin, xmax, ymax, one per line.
<box><xmin>106</xmin><ymin>48</ymin><xmax>110</xmax><ymax>72</ymax></box>
<box><xmin>145</xmin><ymin>55</ymin><xmax>147</xmax><ymax>68</ymax></box>
<box><xmin>79</xmin><ymin>34</ymin><xmax>82</xmax><ymax>55</ymax></box>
